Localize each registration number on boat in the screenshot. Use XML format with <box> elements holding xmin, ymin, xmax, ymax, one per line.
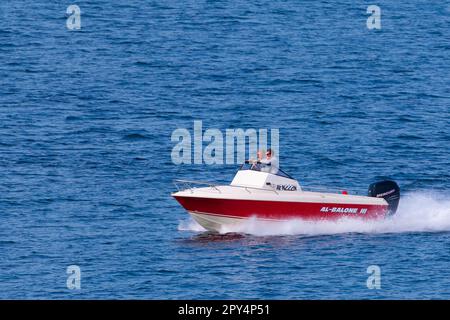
<box><xmin>275</xmin><ymin>184</ymin><xmax>297</xmax><ymax>191</ymax></box>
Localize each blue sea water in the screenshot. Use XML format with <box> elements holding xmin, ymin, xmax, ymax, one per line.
<box><xmin>0</xmin><ymin>0</ymin><xmax>449</xmax><ymax>299</ymax></box>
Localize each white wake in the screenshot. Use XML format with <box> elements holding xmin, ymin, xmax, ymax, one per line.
<box><xmin>177</xmin><ymin>192</ymin><xmax>450</xmax><ymax>236</ymax></box>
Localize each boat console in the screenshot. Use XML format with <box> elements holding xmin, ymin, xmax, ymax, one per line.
<box><xmin>231</xmin><ymin>161</ymin><xmax>301</xmax><ymax>192</ymax></box>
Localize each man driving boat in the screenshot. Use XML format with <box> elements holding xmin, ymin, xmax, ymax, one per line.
<box><xmin>249</xmin><ymin>148</ymin><xmax>279</xmax><ymax>174</ymax></box>
<box><xmin>260</xmin><ymin>148</ymin><xmax>279</xmax><ymax>174</ymax></box>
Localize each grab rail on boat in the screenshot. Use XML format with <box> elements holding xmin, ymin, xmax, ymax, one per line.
<box><xmin>302</xmin><ymin>185</ymin><xmax>359</xmax><ymax>195</ymax></box>
<box><xmin>173</xmin><ymin>179</ymin><xmax>279</xmax><ymax>195</ymax></box>
<box><xmin>173</xmin><ymin>180</ymin><xmax>359</xmax><ymax>196</ymax></box>
<box><xmin>173</xmin><ymin>179</ymin><xmax>222</xmax><ymax>193</ymax></box>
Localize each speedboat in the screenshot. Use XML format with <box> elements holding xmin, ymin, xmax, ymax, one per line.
<box><xmin>172</xmin><ymin>161</ymin><xmax>400</xmax><ymax>232</ymax></box>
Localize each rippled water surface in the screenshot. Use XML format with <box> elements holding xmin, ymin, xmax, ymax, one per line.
<box><xmin>0</xmin><ymin>1</ymin><xmax>449</xmax><ymax>299</ymax></box>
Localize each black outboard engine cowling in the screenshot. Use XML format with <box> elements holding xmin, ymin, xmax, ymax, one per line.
<box><xmin>368</xmin><ymin>180</ymin><xmax>400</xmax><ymax>215</ymax></box>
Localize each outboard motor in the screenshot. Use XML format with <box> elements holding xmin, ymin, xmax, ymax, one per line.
<box><xmin>368</xmin><ymin>180</ymin><xmax>400</xmax><ymax>215</ymax></box>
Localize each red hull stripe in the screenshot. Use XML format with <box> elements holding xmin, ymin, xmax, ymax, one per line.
<box><xmin>174</xmin><ymin>196</ymin><xmax>387</xmax><ymax>220</ymax></box>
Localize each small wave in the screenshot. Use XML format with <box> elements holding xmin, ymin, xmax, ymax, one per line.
<box><xmin>178</xmin><ymin>219</ymin><xmax>207</xmax><ymax>232</ymax></box>
<box><xmin>134</xmin><ymin>61</ymin><xmax>160</xmax><ymax>67</ymax></box>
<box><xmin>65</xmin><ymin>115</ymin><xmax>81</xmax><ymax>121</ymax></box>
<box><xmin>397</xmin><ymin>133</ymin><xmax>423</xmax><ymax>140</ymax></box>
<box><xmin>397</xmin><ymin>115</ymin><xmax>417</xmax><ymax>123</ymax></box>
<box><xmin>122</xmin><ymin>133</ymin><xmax>152</xmax><ymax>141</ymax></box>
<box><xmin>178</xmin><ymin>192</ymin><xmax>450</xmax><ymax>237</ymax></box>
<box><xmin>268</xmin><ymin>78</ymin><xmax>323</xmax><ymax>86</ymax></box>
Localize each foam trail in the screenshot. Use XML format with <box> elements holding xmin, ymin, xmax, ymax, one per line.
<box><xmin>178</xmin><ymin>218</ymin><xmax>206</xmax><ymax>232</ymax></box>
<box><xmin>178</xmin><ymin>192</ymin><xmax>450</xmax><ymax>236</ymax></box>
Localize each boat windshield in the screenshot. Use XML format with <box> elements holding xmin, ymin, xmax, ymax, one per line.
<box><xmin>240</xmin><ymin>161</ymin><xmax>294</xmax><ymax>179</ymax></box>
